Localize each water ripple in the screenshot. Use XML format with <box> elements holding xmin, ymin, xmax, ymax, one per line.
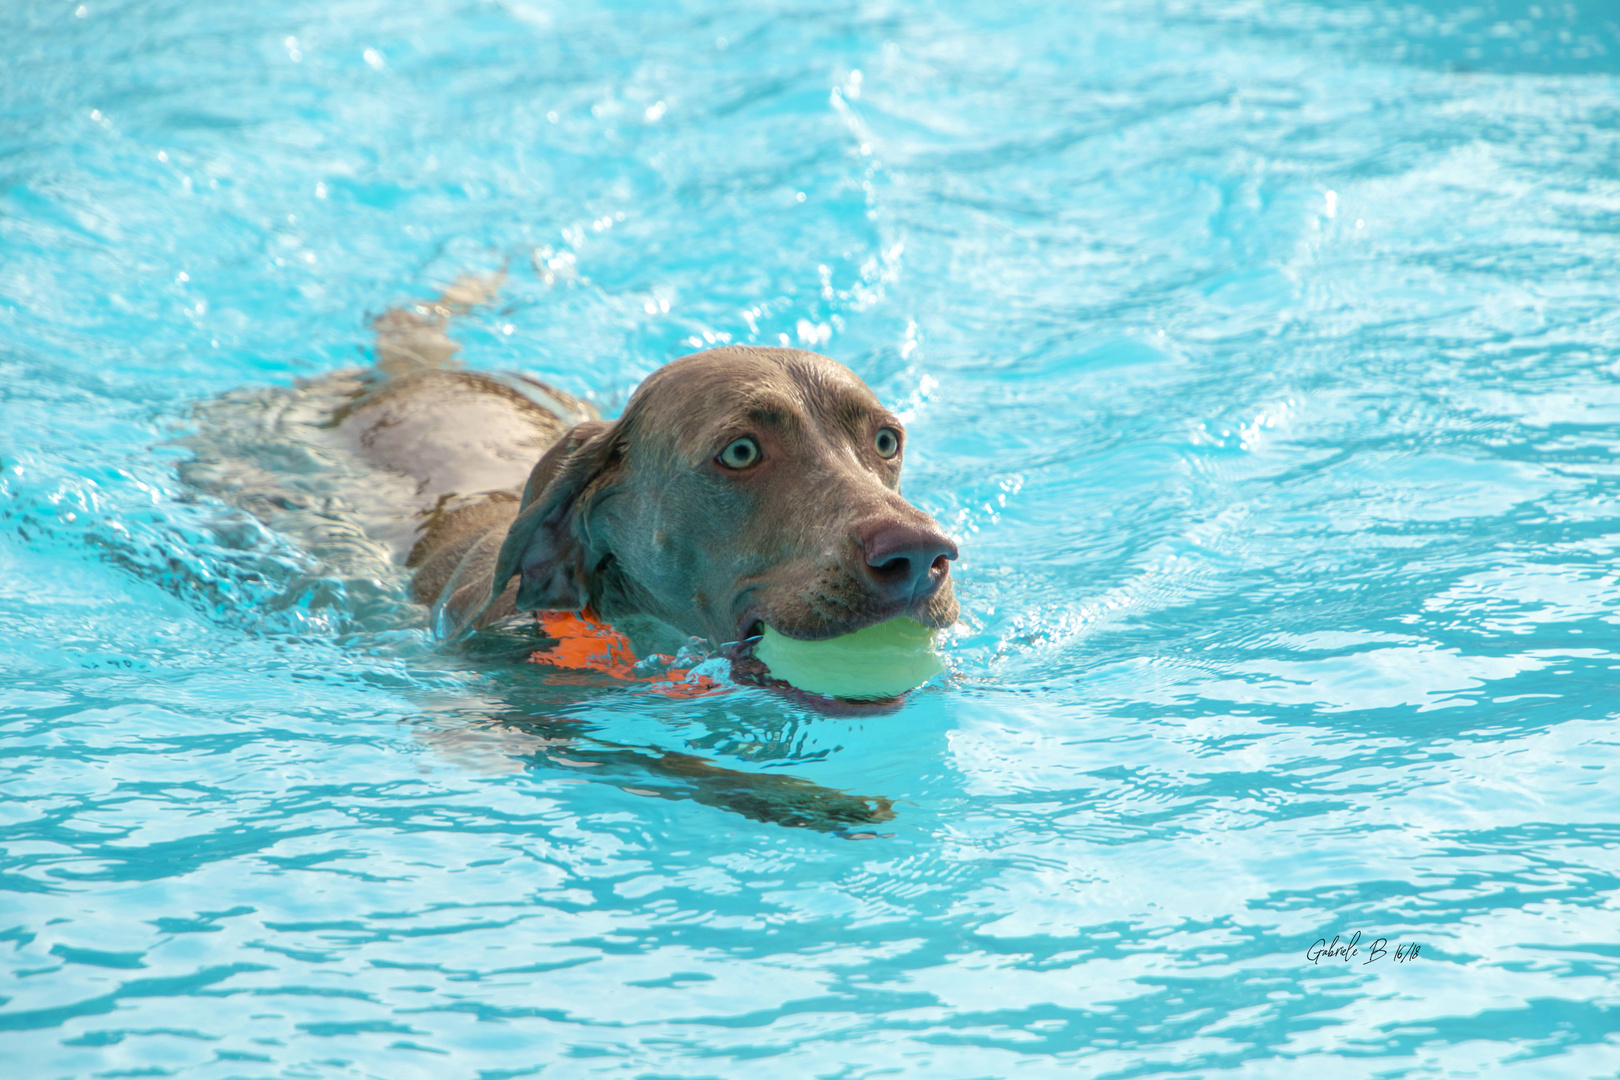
<box><xmin>3</xmin><ymin>0</ymin><xmax>1619</xmax><ymax>1076</ymax></box>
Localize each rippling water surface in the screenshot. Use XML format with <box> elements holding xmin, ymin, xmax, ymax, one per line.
<box><xmin>4</xmin><ymin>1</ymin><xmax>1620</xmax><ymax>1076</ymax></box>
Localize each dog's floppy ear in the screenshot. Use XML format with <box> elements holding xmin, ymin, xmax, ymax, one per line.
<box><xmin>491</xmin><ymin>419</ymin><xmax>619</xmax><ymax>612</ymax></box>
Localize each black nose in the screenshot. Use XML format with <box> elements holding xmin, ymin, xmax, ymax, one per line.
<box><xmin>859</xmin><ymin>520</ymin><xmax>958</xmax><ymax>603</ymax></box>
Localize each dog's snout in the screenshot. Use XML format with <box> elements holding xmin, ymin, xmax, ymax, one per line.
<box><xmin>859</xmin><ymin>520</ymin><xmax>958</xmax><ymax>603</ymax></box>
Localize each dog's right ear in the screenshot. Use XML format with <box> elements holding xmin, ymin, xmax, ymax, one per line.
<box><xmin>490</xmin><ymin>420</ymin><xmax>620</xmax><ymax>613</ymax></box>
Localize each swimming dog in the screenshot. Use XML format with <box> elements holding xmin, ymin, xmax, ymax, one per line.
<box><xmin>209</xmin><ymin>275</ymin><xmax>958</xmax><ymax>673</ymax></box>
<box><xmin>180</xmin><ymin>275</ymin><xmax>958</xmax><ymax>829</ymax></box>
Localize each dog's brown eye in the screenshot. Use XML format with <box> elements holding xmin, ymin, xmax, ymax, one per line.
<box><xmin>718</xmin><ymin>436</ymin><xmax>762</xmax><ymax>470</ymax></box>
<box><xmin>874</xmin><ymin>427</ymin><xmax>901</xmax><ymax>459</ymax></box>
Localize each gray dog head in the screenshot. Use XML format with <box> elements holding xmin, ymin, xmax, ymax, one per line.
<box><xmin>488</xmin><ymin>346</ymin><xmax>959</xmax><ymax>651</ymax></box>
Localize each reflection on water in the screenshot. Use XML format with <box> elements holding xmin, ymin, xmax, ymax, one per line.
<box><xmin>3</xmin><ymin>0</ymin><xmax>1619</xmax><ymax>1076</ymax></box>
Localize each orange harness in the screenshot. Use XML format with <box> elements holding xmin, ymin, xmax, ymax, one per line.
<box><xmin>526</xmin><ymin>610</ymin><xmax>728</xmax><ymax>699</ymax></box>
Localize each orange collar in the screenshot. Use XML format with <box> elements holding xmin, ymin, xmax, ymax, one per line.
<box><xmin>526</xmin><ymin>609</ymin><xmax>727</xmax><ymax>699</ymax></box>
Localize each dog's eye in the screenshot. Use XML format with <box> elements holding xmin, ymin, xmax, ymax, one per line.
<box><xmin>718</xmin><ymin>436</ymin><xmax>762</xmax><ymax>470</ymax></box>
<box><xmin>874</xmin><ymin>427</ymin><xmax>901</xmax><ymax>459</ymax></box>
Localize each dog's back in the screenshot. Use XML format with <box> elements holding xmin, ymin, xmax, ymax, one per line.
<box><xmin>180</xmin><ymin>276</ymin><xmax>589</xmax><ymax>633</ymax></box>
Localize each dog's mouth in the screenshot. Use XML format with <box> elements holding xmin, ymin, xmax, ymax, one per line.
<box><xmin>727</xmin><ymin>608</ymin><xmax>900</xmax><ymax>663</ymax></box>
<box><xmin>724</xmin><ymin>611</ymin><xmax>935</xmax><ymax>716</ymax></box>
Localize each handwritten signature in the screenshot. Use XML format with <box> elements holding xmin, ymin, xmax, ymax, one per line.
<box><xmin>1306</xmin><ymin>932</ymin><xmax>1422</xmax><ymax>965</ymax></box>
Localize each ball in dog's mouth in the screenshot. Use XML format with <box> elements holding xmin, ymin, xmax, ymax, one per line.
<box><xmin>736</xmin><ymin>617</ymin><xmax>945</xmax><ymax>703</ymax></box>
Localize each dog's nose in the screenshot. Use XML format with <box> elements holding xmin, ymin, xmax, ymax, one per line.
<box><xmin>859</xmin><ymin>520</ymin><xmax>958</xmax><ymax>603</ymax></box>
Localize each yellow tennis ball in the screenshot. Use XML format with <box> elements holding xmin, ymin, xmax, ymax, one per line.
<box><xmin>753</xmin><ymin>618</ymin><xmax>944</xmax><ymax>700</ymax></box>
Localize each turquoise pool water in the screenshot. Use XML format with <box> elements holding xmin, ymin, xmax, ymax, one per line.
<box><xmin>4</xmin><ymin>1</ymin><xmax>1620</xmax><ymax>1076</ymax></box>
